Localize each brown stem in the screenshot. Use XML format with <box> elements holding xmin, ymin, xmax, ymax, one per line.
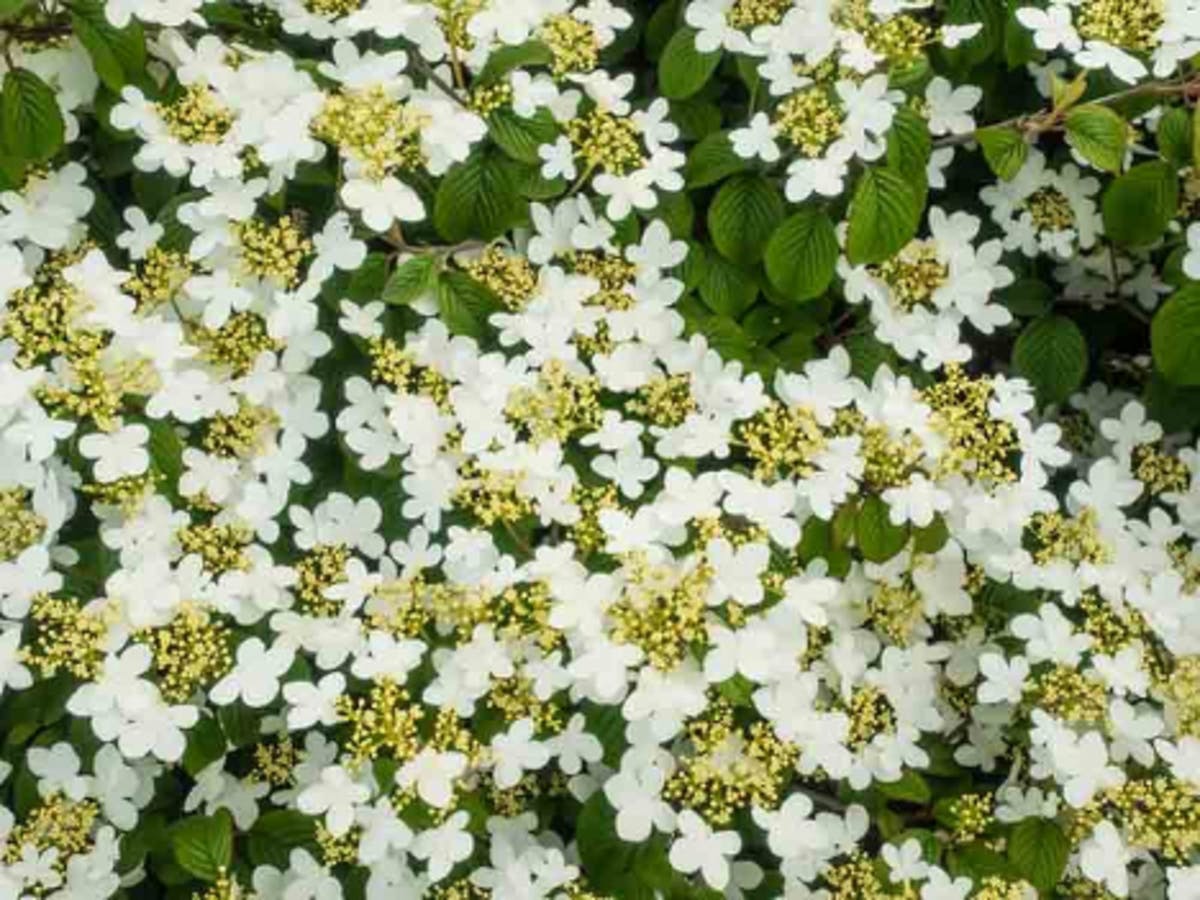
<box><xmin>934</xmin><ymin>74</ymin><xmax>1200</xmax><ymax>149</ymax></box>
<box><xmin>410</xmin><ymin>53</ymin><xmax>470</xmax><ymax>110</ymax></box>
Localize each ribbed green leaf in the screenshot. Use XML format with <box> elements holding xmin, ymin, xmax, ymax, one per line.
<box><xmin>1102</xmin><ymin>161</ymin><xmax>1178</xmax><ymax>248</ymax></box>
<box><xmin>1013</xmin><ymin>315</ymin><xmax>1088</xmax><ymax>404</ymax></box>
<box><xmin>845</xmin><ymin>167</ymin><xmax>923</xmax><ymax>266</ymax></box>
<box><xmin>1</xmin><ymin>68</ymin><xmax>65</xmax><ymax>162</ymax></box>
<box><xmin>657</xmin><ymin>27</ymin><xmax>721</xmax><ymax>100</ymax></box>
<box><xmin>764</xmin><ymin>208</ymin><xmax>838</xmax><ymax>302</ymax></box>
<box><xmin>708</xmin><ymin>174</ymin><xmax>784</xmax><ymax>265</ymax></box>
<box><xmin>1152</xmin><ymin>285</ymin><xmax>1200</xmax><ymax>386</ymax></box>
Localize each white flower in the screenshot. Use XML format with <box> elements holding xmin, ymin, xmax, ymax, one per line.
<box><xmin>538</xmin><ymin>135</ymin><xmax>577</xmax><ymax>181</ymax></box>
<box><xmin>0</xmin><ymin>628</ymin><xmax>32</xmax><ymax>696</ymax></box>
<box><xmin>411</xmin><ymin>810</ymin><xmax>473</xmax><ymax>882</ymax></box>
<box><xmin>297</xmin><ymin>765</ymin><xmax>369</xmax><ymax>837</ymax></box>
<box><xmin>977</xmin><ymin>653</ymin><xmax>1029</xmax><ymax>705</ymax></box>
<box><xmin>397</xmin><ymin>748</ymin><xmax>467</xmax><ymax>808</ymax></box>
<box><xmin>1080</xmin><ymin>820</ymin><xmax>1131</xmax><ymax>897</ymax></box>
<box><xmin>79</xmin><ymin>422</ymin><xmax>150</xmax><ymax>483</ymax></box>
<box><xmin>210</xmin><ymin>638</ymin><xmax>296</xmax><ymax>708</ymax></box>
<box><xmin>28</xmin><ymin>743</ymin><xmax>88</xmax><ymax>800</ymax></box>
<box><xmin>668</xmin><ymin>809</ymin><xmax>742</xmax><ymax>890</ymax></box>
<box><xmin>116</xmin><ymin>207</ymin><xmax>164</xmax><ymax>259</ymax></box>
<box><xmin>924</xmin><ymin>77</ymin><xmax>981</xmax><ymax>136</ymax></box>
<box><xmin>342</xmin><ymin>176</ymin><xmax>424</xmax><ymax>232</ymax></box>
<box><xmin>883</xmin><ymin>838</ymin><xmax>929</xmax><ymax>882</ymax></box>
<box><xmin>921</xmin><ymin>869</ymin><xmax>973</xmax><ymax>900</ymax></box>
<box><xmin>283</xmin><ymin>673</ymin><xmax>346</xmax><ymax>730</ymax></box>
<box><xmin>730</xmin><ymin>113</ymin><xmax>780</xmax><ymax>162</ymax></box>
<box><xmin>882</xmin><ymin>475</ymin><xmax>952</xmax><ymax>528</ymax></box>
<box><xmin>490</xmin><ymin>718</ymin><xmax>551</xmax><ymax>788</ymax></box>
<box><xmin>603</xmin><ymin>764</ymin><xmax>675</xmax><ymax>841</ymax></box>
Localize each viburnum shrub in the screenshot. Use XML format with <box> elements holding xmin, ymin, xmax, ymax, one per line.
<box><xmin>5</xmin><ymin>0</ymin><xmax>1200</xmax><ymax>898</ymax></box>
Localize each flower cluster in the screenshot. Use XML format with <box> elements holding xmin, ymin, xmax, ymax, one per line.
<box><xmin>2</xmin><ymin>0</ymin><xmax>1200</xmax><ymax>899</ymax></box>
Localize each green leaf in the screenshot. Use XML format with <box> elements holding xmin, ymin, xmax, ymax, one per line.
<box><xmin>1157</xmin><ymin>107</ymin><xmax>1193</xmax><ymax>169</ymax></box>
<box><xmin>70</xmin><ymin>0</ymin><xmax>147</xmax><ymax>93</ymax></box>
<box><xmin>976</xmin><ymin>126</ymin><xmax>1028</xmax><ymax>180</ymax></box>
<box><xmin>886</xmin><ymin>106</ymin><xmax>932</xmax><ymax>187</ymax></box>
<box><xmin>577</xmin><ymin>795</ymin><xmax>673</xmax><ymax>899</ymax></box>
<box><xmin>1007</xmin><ymin>819</ymin><xmax>1069</xmax><ymax>894</ymax></box>
<box><xmin>0</xmin><ymin>0</ymin><xmax>34</xmax><ymax>20</ymax></box>
<box><xmin>684</xmin><ymin>131</ymin><xmax>750</xmax><ymax>188</ymax></box>
<box><xmin>708</xmin><ymin>174</ymin><xmax>784</xmax><ymax>265</ymax></box>
<box><xmin>856</xmin><ymin>496</ymin><xmax>909</xmax><ymax>563</ymax></box>
<box><xmin>438</xmin><ymin>270</ymin><xmax>503</xmax><ymax>338</ymax></box>
<box><xmin>218</xmin><ymin>702</ymin><xmax>260</xmax><ymax>748</ymax></box>
<box><xmin>845</xmin><ymin>167</ymin><xmax>923</xmax><ymax>266</ymax></box>
<box><xmin>764</xmin><ymin>208</ymin><xmax>838</xmax><ymax>303</ymax></box>
<box><xmin>644</xmin><ymin>0</ymin><xmax>682</xmax><ymax>60</ymax></box>
<box><xmin>1</xmin><ymin>68</ymin><xmax>65</xmax><ymax>162</ymax></box>
<box><xmin>1064</xmin><ymin>104</ymin><xmax>1127</xmax><ymax>173</ymax></box>
<box><xmin>433</xmin><ymin>148</ymin><xmax>527</xmax><ymax>243</ymax></box>
<box><xmin>247</xmin><ymin>811</ymin><xmax>318</xmax><ymax>869</ymax></box>
<box><xmin>657</xmin><ymin>28</ymin><xmax>722</xmax><ymax>100</ymax></box>
<box><xmin>1151</xmin><ymin>285</ymin><xmax>1200</xmax><ymax>386</ymax></box>
<box><xmin>1051</xmin><ymin>70</ymin><xmax>1088</xmax><ymax>112</ymax></box>
<box><xmin>1012</xmin><ymin>315</ymin><xmax>1088</xmax><ymax>404</ymax></box>
<box><xmin>695</xmin><ymin>314</ymin><xmax>754</xmax><ymax>364</ymax></box>
<box><xmin>997</xmin><ymin>278</ymin><xmax>1053</xmax><ymax>317</ymax></box>
<box><xmin>913</xmin><ymin>515</ymin><xmax>950</xmax><ymax>554</ymax></box>
<box><xmin>347</xmin><ymin>252</ymin><xmax>389</xmax><ymax>301</ymax></box>
<box><xmin>147</xmin><ymin>418</ymin><xmax>183</xmax><ymax>486</ymax></box>
<box><xmin>172</xmin><ymin>811</ymin><xmax>233</xmax><ymax>882</ymax></box>
<box><xmin>699</xmin><ymin>253</ymin><xmax>758</xmax><ymax>318</ymax></box>
<box><xmin>1102</xmin><ymin>160</ymin><xmax>1179</xmax><ymax>248</ymax></box>
<box><xmin>877</xmin><ymin>770</ymin><xmax>932</xmax><ymax>804</ymax></box>
<box><xmin>181</xmin><ymin>716</ymin><xmax>226</xmax><ymax>777</ymax></box>
<box><xmin>488</xmin><ymin>107</ymin><xmax>559</xmax><ymax>164</ymax></box>
<box><xmin>476</xmin><ymin>40</ymin><xmax>553</xmax><ymax>84</ymax></box>
<box><xmin>383</xmin><ymin>255</ymin><xmax>438</xmax><ymax>306</ymax></box>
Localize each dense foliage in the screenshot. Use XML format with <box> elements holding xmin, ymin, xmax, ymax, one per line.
<box><xmin>3</xmin><ymin>0</ymin><xmax>1200</xmax><ymax>898</ymax></box>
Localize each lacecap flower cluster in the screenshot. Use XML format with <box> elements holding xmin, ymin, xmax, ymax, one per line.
<box><xmin>3</xmin><ymin>0</ymin><xmax>1200</xmax><ymax>899</ymax></box>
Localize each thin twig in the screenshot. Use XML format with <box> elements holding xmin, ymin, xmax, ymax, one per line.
<box><xmin>934</xmin><ymin>74</ymin><xmax>1200</xmax><ymax>149</ymax></box>
<box><xmin>410</xmin><ymin>54</ymin><xmax>471</xmax><ymax>110</ymax></box>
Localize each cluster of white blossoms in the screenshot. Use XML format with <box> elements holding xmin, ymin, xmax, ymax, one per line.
<box><xmin>2</xmin><ymin>0</ymin><xmax>1200</xmax><ymax>899</ymax></box>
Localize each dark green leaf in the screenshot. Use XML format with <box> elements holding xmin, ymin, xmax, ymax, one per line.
<box><xmin>172</xmin><ymin>811</ymin><xmax>233</xmax><ymax>882</ymax></box>
<box><xmin>708</xmin><ymin>174</ymin><xmax>784</xmax><ymax>265</ymax></box>
<box><xmin>1151</xmin><ymin>284</ymin><xmax>1200</xmax><ymax>386</ymax></box>
<box><xmin>383</xmin><ymin>255</ymin><xmax>438</xmax><ymax>306</ymax></box>
<box><xmin>658</xmin><ymin>28</ymin><xmax>722</xmax><ymax>100</ymax></box>
<box><xmin>1</xmin><ymin>68</ymin><xmax>65</xmax><ymax>162</ymax></box>
<box><xmin>886</xmin><ymin>106</ymin><xmax>932</xmax><ymax>187</ymax></box>
<box><xmin>247</xmin><ymin>811</ymin><xmax>318</xmax><ymax>868</ymax></box>
<box><xmin>856</xmin><ymin>496</ymin><xmax>909</xmax><ymax>563</ymax></box>
<box><xmin>1102</xmin><ymin>161</ymin><xmax>1178</xmax><ymax>248</ymax></box>
<box><xmin>438</xmin><ymin>270</ymin><xmax>503</xmax><ymax>338</ymax></box>
<box><xmin>488</xmin><ymin>107</ymin><xmax>559</xmax><ymax>164</ymax></box>
<box><xmin>1012</xmin><ymin>315</ymin><xmax>1088</xmax><ymax>404</ymax></box>
<box><xmin>1157</xmin><ymin>107</ymin><xmax>1192</xmax><ymax>169</ymax></box>
<box><xmin>764</xmin><ymin>208</ymin><xmax>838</xmax><ymax>303</ymax></box>
<box><xmin>70</xmin><ymin>0</ymin><xmax>147</xmax><ymax>93</ymax></box>
<box><xmin>434</xmin><ymin>148</ymin><xmax>527</xmax><ymax>243</ymax></box>
<box><xmin>476</xmin><ymin>41</ymin><xmax>554</xmax><ymax>84</ymax></box>
<box><xmin>1008</xmin><ymin>819</ymin><xmax>1069</xmax><ymax>894</ymax></box>
<box><xmin>684</xmin><ymin>131</ymin><xmax>750</xmax><ymax>188</ymax></box>
<box><xmin>699</xmin><ymin>253</ymin><xmax>758</xmax><ymax>317</ymax></box>
<box><xmin>845</xmin><ymin>167</ymin><xmax>923</xmax><ymax>266</ymax></box>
